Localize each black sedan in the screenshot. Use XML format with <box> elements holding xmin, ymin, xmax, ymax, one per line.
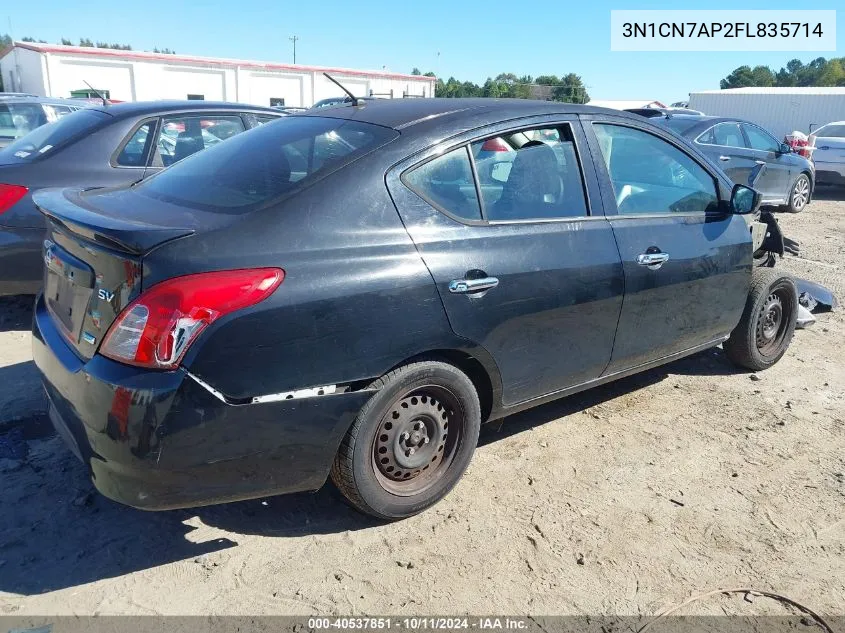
<box><xmin>0</xmin><ymin>101</ymin><xmax>281</xmax><ymax>295</ymax></box>
<box><xmin>32</xmin><ymin>99</ymin><xmax>798</xmax><ymax>520</ymax></box>
<box><xmin>648</xmin><ymin>113</ymin><xmax>815</xmax><ymax>213</ymax></box>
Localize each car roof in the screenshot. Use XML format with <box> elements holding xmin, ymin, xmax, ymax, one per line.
<box><xmin>84</xmin><ymin>100</ymin><xmax>281</xmax><ymax>118</ymax></box>
<box><xmin>0</xmin><ymin>94</ymin><xmax>82</xmax><ymax>106</ymax></box>
<box><xmin>298</xmin><ymin>98</ymin><xmax>641</xmax><ymax>130</ymax></box>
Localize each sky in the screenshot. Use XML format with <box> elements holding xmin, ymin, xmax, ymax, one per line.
<box><xmin>4</xmin><ymin>0</ymin><xmax>843</xmax><ymax>103</ymax></box>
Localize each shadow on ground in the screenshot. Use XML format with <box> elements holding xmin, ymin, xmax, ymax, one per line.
<box><xmin>0</xmin><ymin>347</ymin><xmax>741</xmax><ymax>596</ymax></box>
<box><xmin>810</xmin><ymin>185</ymin><xmax>845</xmax><ymax>202</ymax></box>
<box><xmin>0</xmin><ymin>296</ymin><xmax>35</xmax><ymax>333</ymax></box>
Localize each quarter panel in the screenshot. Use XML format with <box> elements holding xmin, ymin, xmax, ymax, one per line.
<box><xmin>150</xmin><ymin>160</ymin><xmax>463</xmax><ymax>401</ymax></box>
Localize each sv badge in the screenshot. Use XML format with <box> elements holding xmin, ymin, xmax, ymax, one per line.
<box><xmin>97</xmin><ymin>288</ymin><xmax>115</xmax><ymax>302</ymax></box>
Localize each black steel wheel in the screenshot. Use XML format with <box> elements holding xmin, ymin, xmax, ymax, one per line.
<box><xmin>724</xmin><ymin>269</ymin><xmax>798</xmax><ymax>371</ymax></box>
<box><xmin>331</xmin><ymin>360</ymin><xmax>481</xmax><ymax>520</ymax></box>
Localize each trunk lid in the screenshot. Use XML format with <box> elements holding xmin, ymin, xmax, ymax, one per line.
<box><xmin>34</xmin><ymin>187</ymin><xmax>197</xmax><ymax>359</ymax></box>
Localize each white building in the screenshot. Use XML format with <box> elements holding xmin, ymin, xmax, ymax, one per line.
<box><xmin>689</xmin><ymin>87</ymin><xmax>845</xmax><ymax>138</ymax></box>
<box><xmin>0</xmin><ymin>42</ymin><xmax>436</xmax><ymax>107</ymax></box>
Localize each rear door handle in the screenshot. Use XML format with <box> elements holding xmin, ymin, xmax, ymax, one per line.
<box><xmin>449</xmin><ymin>277</ymin><xmax>499</xmax><ymax>294</ymax></box>
<box><xmin>719</xmin><ymin>155</ymin><xmax>731</xmax><ymax>161</ymax></box>
<box><xmin>637</xmin><ymin>252</ymin><xmax>670</xmax><ymax>270</ymax></box>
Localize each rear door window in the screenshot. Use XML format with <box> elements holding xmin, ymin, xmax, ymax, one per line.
<box><xmin>471</xmin><ymin>125</ymin><xmax>588</xmax><ymax>221</ymax></box>
<box><xmin>153</xmin><ymin>115</ymin><xmax>246</xmax><ymax>167</ymax></box>
<box><xmin>136</xmin><ymin>116</ymin><xmax>397</xmax><ymax>212</ymax></box>
<box><xmin>698</xmin><ymin>122</ymin><xmax>744</xmax><ymax>148</ymax></box>
<box><xmin>403</xmin><ymin>147</ymin><xmax>482</xmax><ymax>221</ymax></box>
<box><xmin>815</xmin><ymin>124</ymin><xmax>845</xmax><ymax>138</ymax></box>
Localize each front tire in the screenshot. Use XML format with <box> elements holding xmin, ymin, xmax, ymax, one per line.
<box><xmin>784</xmin><ymin>173</ymin><xmax>811</xmax><ymax>213</ymax></box>
<box><xmin>331</xmin><ymin>360</ymin><xmax>481</xmax><ymax>520</ymax></box>
<box><xmin>723</xmin><ymin>269</ymin><xmax>798</xmax><ymax>371</ymax></box>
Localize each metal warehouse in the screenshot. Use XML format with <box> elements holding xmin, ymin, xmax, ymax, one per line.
<box><xmin>0</xmin><ymin>42</ymin><xmax>435</xmax><ymax>107</ymax></box>
<box><xmin>689</xmin><ymin>87</ymin><xmax>845</xmax><ymax>139</ymax></box>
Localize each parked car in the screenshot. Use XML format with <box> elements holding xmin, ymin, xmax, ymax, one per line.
<box><xmin>311</xmin><ymin>96</ymin><xmax>377</xmax><ymax>109</ymax></box>
<box><xmin>809</xmin><ymin>121</ymin><xmax>845</xmax><ymax>186</ymax></box>
<box><xmin>272</xmin><ymin>106</ymin><xmax>308</xmax><ymax>115</ymax></box>
<box><xmin>0</xmin><ymin>94</ymin><xmax>85</xmax><ymax>148</ymax></box>
<box><xmin>0</xmin><ymin>101</ymin><xmax>282</xmax><ymax>295</ymax></box>
<box><xmin>32</xmin><ymin>99</ymin><xmax>798</xmax><ymax>521</ymax></box>
<box><xmin>648</xmin><ymin>113</ymin><xmax>815</xmax><ymax>213</ymax></box>
<box><xmin>626</xmin><ymin>107</ymin><xmax>705</xmax><ymax>117</ymax></box>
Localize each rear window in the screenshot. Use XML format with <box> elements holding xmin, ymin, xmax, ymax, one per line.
<box><xmin>135</xmin><ymin>116</ymin><xmax>398</xmax><ymax>213</ymax></box>
<box><xmin>0</xmin><ymin>109</ymin><xmax>110</xmax><ymax>162</ymax></box>
<box><xmin>0</xmin><ymin>103</ymin><xmax>48</xmax><ymax>142</ymax></box>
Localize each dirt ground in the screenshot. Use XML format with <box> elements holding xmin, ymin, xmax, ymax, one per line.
<box><xmin>0</xmin><ymin>193</ymin><xmax>843</xmax><ymax>619</ymax></box>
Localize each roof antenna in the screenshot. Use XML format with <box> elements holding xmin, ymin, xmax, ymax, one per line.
<box><xmin>323</xmin><ymin>72</ymin><xmax>361</xmax><ymax>106</ymax></box>
<box><xmin>83</xmin><ymin>80</ymin><xmax>109</xmax><ymax>106</ymax></box>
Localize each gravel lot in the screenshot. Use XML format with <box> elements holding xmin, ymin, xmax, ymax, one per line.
<box><xmin>1</xmin><ymin>193</ymin><xmax>843</xmax><ymax>618</ymax></box>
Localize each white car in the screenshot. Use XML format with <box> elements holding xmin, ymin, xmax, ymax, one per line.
<box><xmin>809</xmin><ymin>121</ymin><xmax>845</xmax><ymax>186</ymax></box>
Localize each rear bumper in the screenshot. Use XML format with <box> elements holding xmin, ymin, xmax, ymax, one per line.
<box><xmin>0</xmin><ymin>225</ymin><xmax>43</xmax><ymax>296</ymax></box>
<box><xmin>32</xmin><ymin>295</ymin><xmax>373</xmax><ymax>510</ymax></box>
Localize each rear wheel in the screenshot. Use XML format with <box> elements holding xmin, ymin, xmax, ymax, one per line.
<box><xmin>723</xmin><ymin>269</ymin><xmax>798</xmax><ymax>371</ymax></box>
<box><xmin>331</xmin><ymin>360</ymin><xmax>481</xmax><ymax>520</ymax></box>
<box><xmin>784</xmin><ymin>174</ymin><xmax>811</xmax><ymax>213</ymax></box>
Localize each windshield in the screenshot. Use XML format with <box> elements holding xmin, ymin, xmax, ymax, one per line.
<box><xmin>815</xmin><ymin>123</ymin><xmax>845</xmax><ymax>138</ymax></box>
<box><xmin>0</xmin><ymin>109</ymin><xmax>110</xmax><ymax>162</ymax></box>
<box><xmin>0</xmin><ymin>103</ymin><xmax>48</xmax><ymax>143</ymax></box>
<box><xmin>135</xmin><ymin>116</ymin><xmax>398</xmax><ymax>214</ymax></box>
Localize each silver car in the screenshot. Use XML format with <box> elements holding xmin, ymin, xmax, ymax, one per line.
<box><xmin>810</xmin><ymin>121</ymin><xmax>845</xmax><ymax>186</ymax></box>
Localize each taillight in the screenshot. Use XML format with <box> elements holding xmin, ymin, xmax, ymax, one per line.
<box><xmin>100</xmin><ymin>268</ymin><xmax>284</xmax><ymax>370</ymax></box>
<box><xmin>481</xmin><ymin>138</ymin><xmax>510</xmax><ymax>152</ymax></box>
<box><xmin>0</xmin><ymin>184</ymin><xmax>28</xmax><ymax>214</ymax></box>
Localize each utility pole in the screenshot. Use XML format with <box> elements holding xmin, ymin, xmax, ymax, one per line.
<box><xmin>289</xmin><ymin>36</ymin><xmax>299</xmax><ymax>64</ymax></box>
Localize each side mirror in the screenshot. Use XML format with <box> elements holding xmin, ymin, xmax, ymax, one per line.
<box><xmin>779</xmin><ymin>142</ymin><xmax>791</xmax><ymax>154</ymax></box>
<box><xmin>731</xmin><ymin>184</ymin><xmax>761</xmax><ymax>215</ymax></box>
<box><xmin>748</xmin><ymin>162</ymin><xmax>767</xmax><ymax>188</ymax></box>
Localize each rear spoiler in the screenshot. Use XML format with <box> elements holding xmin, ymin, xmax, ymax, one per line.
<box><xmin>33</xmin><ymin>188</ymin><xmax>194</xmax><ymax>255</ymax></box>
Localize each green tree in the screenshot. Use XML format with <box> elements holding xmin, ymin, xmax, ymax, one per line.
<box><xmin>411</xmin><ymin>67</ymin><xmax>421</xmax><ymax>75</ymax></box>
<box><xmin>750</xmin><ymin>65</ymin><xmax>775</xmax><ymax>86</ymax></box>
<box><xmin>552</xmin><ymin>73</ymin><xmax>589</xmax><ymax>103</ymax></box>
<box><xmin>817</xmin><ymin>58</ymin><xmax>845</xmax><ymax>86</ymax></box>
<box><xmin>720</xmin><ymin>65</ymin><xmax>755</xmax><ymax>89</ymax></box>
<box><xmin>61</xmin><ymin>38</ymin><xmax>73</xmax><ymax>45</ymax></box>
<box><xmin>79</xmin><ymin>37</ymin><xmax>94</xmax><ymax>47</ymax></box>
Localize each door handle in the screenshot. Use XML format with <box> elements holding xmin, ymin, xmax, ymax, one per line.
<box><xmin>719</xmin><ymin>155</ymin><xmax>731</xmax><ymax>162</ymax></box>
<box><xmin>637</xmin><ymin>252</ymin><xmax>670</xmax><ymax>270</ymax></box>
<box><xmin>449</xmin><ymin>277</ymin><xmax>499</xmax><ymax>294</ymax></box>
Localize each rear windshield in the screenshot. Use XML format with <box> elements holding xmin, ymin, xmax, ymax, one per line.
<box><xmin>135</xmin><ymin>116</ymin><xmax>398</xmax><ymax>213</ymax></box>
<box><xmin>0</xmin><ymin>109</ymin><xmax>110</xmax><ymax>162</ymax></box>
<box><xmin>657</xmin><ymin>117</ymin><xmax>703</xmax><ymax>137</ymax></box>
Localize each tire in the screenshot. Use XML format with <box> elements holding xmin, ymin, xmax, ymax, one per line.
<box><xmin>723</xmin><ymin>268</ymin><xmax>798</xmax><ymax>371</ymax></box>
<box><xmin>784</xmin><ymin>173</ymin><xmax>811</xmax><ymax>213</ymax></box>
<box><xmin>331</xmin><ymin>360</ymin><xmax>481</xmax><ymax>520</ymax></box>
